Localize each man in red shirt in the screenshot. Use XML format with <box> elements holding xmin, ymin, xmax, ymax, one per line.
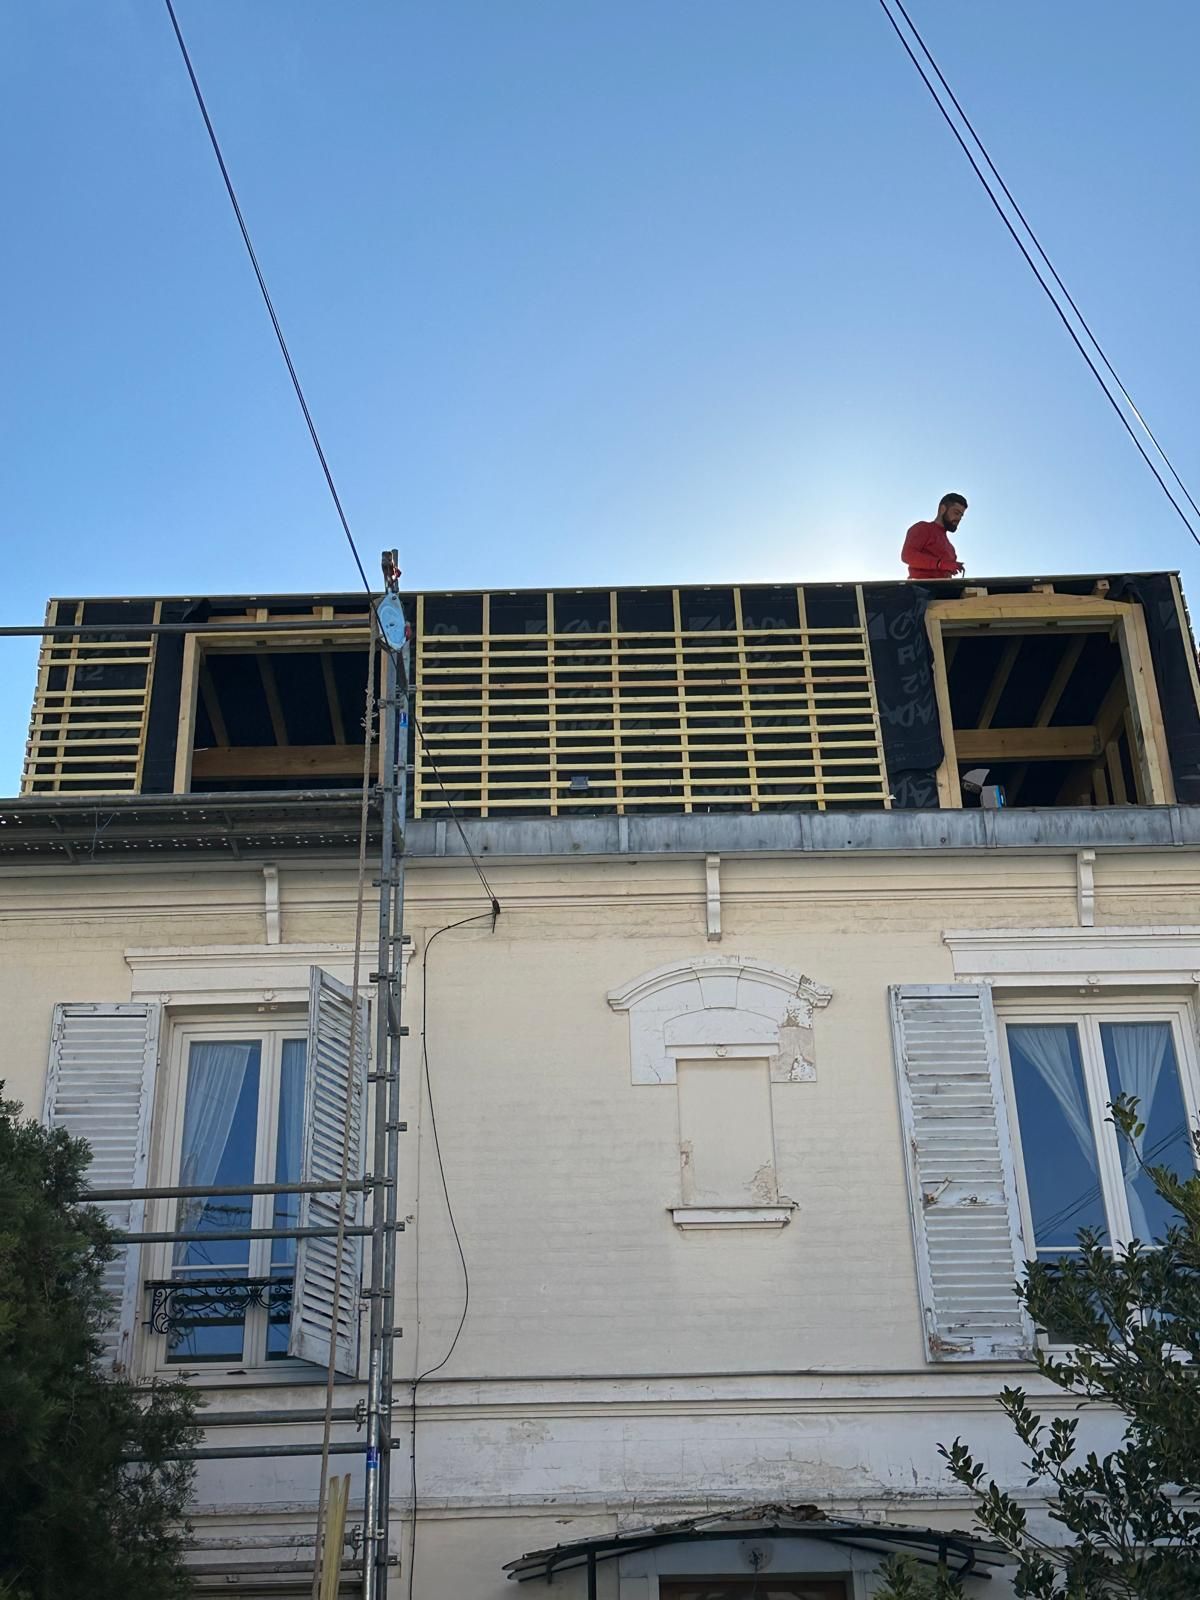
<box><xmin>902</xmin><ymin>493</ymin><xmax>968</xmax><ymax>579</ymax></box>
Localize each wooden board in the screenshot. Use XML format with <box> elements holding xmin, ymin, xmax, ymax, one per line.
<box><xmin>954</xmin><ymin>727</ymin><xmax>1102</xmax><ymax>762</ymax></box>
<box><xmin>191</xmin><ymin>745</ymin><xmax>365</xmax><ymax>780</ymax></box>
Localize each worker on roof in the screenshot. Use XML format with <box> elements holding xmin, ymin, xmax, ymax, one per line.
<box><xmin>902</xmin><ymin>493</ymin><xmax>967</xmax><ymax>579</ymax></box>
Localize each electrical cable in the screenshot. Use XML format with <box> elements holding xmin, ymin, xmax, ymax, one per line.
<box><xmin>411</xmin><ymin>709</ymin><xmax>501</xmax><ymax>919</ymax></box>
<box><xmin>310</xmin><ymin>623</ymin><xmax>378</xmax><ymax>1600</ymax></box>
<box><xmin>161</xmin><ymin>0</ymin><xmax>372</xmax><ymax>591</ymax></box>
<box><xmin>406</xmin><ymin>909</ymin><xmax>498</xmax><ymax>1600</ymax></box>
<box><xmin>145</xmin><ymin>32</ymin><xmax>512</xmax><ymax>1598</ymax></box>
<box><xmin>153</xmin><ymin>6</ymin><xmax>506</xmax><ymax>997</ymax></box>
<box><xmin>887</xmin><ymin>0</ymin><xmax>1200</xmax><ymax>529</ymax></box>
<box><xmin>876</xmin><ymin>0</ymin><xmax>1200</xmax><ymax>550</ymax></box>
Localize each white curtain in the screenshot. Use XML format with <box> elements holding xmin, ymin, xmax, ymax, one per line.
<box><xmin>1102</xmin><ymin>1022</ymin><xmax>1172</xmax><ymax>1242</ymax></box>
<box><xmin>271</xmin><ymin>1044</ymin><xmax>306</xmax><ymax>1270</ymax></box>
<box><xmin>174</xmin><ymin>1042</ymin><xmax>257</xmax><ymax>1264</ymax></box>
<box><xmin>1009</xmin><ymin>1024</ymin><xmax>1095</xmax><ymax>1164</ymax></box>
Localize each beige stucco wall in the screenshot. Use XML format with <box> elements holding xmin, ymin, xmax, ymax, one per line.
<box><xmin>2</xmin><ymin>841</ymin><xmax>1193</xmax><ymax>1595</ymax></box>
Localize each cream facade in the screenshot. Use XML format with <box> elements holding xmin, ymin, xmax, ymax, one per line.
<box><xmin>7</xmin><ymin>806</ymin><xmax>1200</xmax><ymax>1596</ymax></box>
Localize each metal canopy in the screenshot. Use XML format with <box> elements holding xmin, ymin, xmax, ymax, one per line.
<box><xmin>503</xmin><ymin>1503</ymin><xmax>1008</xmax><ymax>1585</ymax></box>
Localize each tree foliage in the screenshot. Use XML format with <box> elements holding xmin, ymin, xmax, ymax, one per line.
<box><xmin>0</xmin><ymin>1087</ymin><xmax>198</xmax><ymax>1599</ymax></box>
<box><xmin>877</xmin><ymin>1098</ymin><xmax>1200</xmax><ymax>1599</ymax></box>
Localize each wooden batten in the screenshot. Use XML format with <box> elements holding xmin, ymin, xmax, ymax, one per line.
<box><xmin>411</xmin><ymin>584</ymin><xmax>891</xmax><ymax>817</ymax></box>
<box><xmin>22</xmin><ymin>600</ymin><xmax>161</xmax><ymax>797</ymax></box>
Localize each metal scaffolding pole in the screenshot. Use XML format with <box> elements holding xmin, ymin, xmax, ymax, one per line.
<box><xmin>121</xmin><ymin>1224</ymin><xmax>384</xmax><ymax>1245</ymax></box>
<box><xmin>128</xmin><ymin>1441</ymin><xmax>371</xmax><ymax>1463</ymax></box>
<box><xmin>71</xmin><ymin>558</ymin><xmax>414</xmax><ymax>1596</ymax></box>
<box><xmin>362</xmin><ymin>557</ymin><xmax>411</xmax><ymax>1600</ymax></box>
<box><xmin>90</xmin><ymin>1180</ymin><xmax>376</xmax><ymax>1202</ymax></box>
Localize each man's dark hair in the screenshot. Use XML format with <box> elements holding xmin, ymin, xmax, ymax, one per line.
<box><xmin>939</xmin><ymin>492</ymin><xmax>968</xmax><ymax>509</ymax></box>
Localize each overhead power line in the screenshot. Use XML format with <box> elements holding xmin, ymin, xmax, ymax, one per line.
<box><xmin>411</xmin><ymin>710</ymin><xmax>501</xmax><ymax>917</ymax></box>
<box><xmin>162</xmin><ymin>0</ymin><xmax>372</xmax><ymax>591</ymax></box>
<box><xmin>877</xmin><ymin>0</ymin><xmax>1200</xmax><ymax>550</ymax></box>
<box><xmin>887</xmin><ymin>0</ymin><xmax>1200</xmax><ymax>531</ymax></box>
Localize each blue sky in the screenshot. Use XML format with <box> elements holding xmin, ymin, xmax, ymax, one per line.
<box><xmin>3</xmin><ymin>2</ymin><xmax>1198</xmax><ymax>790</ymax></box>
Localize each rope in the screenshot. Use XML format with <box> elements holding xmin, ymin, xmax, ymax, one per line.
<box><xmin>311</xmin><ymin>620</ymin><xmax>379</xmax><ymax>1600</ymax></box>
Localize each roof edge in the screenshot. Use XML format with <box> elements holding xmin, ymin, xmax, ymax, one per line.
<box><xmin>1</xmin><ymin>795</ymin><xmax>1198</xmax><ymax>863</ymax></box>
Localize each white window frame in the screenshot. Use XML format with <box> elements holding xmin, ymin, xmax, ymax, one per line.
<box><xmin>996</xmin><ymin>995</ymin><xmax>1200</xmax><ymax>1267</ymax></box>
<box><xmin>147</xmin><ymin>1012</ymin><xmax>309</xmax><ymax>1376</ymax></box>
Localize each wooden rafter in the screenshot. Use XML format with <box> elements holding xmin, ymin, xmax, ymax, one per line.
<box><xmin>976</xmin><ymin>637</ymin><xmax>1022</xmax><ymax>729</ymax></box>
<box><xmin>257</xmin><ymin>657</ymin><xmax>289</xmax><ymax>746</ymax></box>
<box><xmin>320</xmin><ymin>654</ymin><xmax>346</xmax><ymax>744</ymax></box>
<box><xmin>1105</xmin><ymin>740</ymin><xmax>1128</xmax><ymax>804</ymax></box>
<box><xmin>1095</xmin><ymin>672</ymin><xmax>1129</xmax><ymax>745</ymax></box>
<box><xmin>199</xmin><ymin>668</ymin><xmax>229</xmax><ymax>747</ymax></box>
<box><xmin>1034</xmin><ymin>635</ymin><xmax>1087</xmax><ymax>727</ymax></box>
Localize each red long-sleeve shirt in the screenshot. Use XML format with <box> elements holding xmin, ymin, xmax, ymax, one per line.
<box><xmin>902</xmin><ymin>519</ymin><xmax>960</xmax><ymax>579</ymax></box>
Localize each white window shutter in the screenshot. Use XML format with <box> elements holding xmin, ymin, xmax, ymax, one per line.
<box><xmin>290</xmin><ymin>968</ymin><xmax>369</xmax><ymax>1375</ymax></box>
<box><xmin>889</xmin><ymin>984</ymin><xmax>1033</xmax><ymax>1363</ymax></box>
<box><xmin>42</xmin><ymin>1002</ymin><xmax>162</xmax><ymax>1373</ymax></box>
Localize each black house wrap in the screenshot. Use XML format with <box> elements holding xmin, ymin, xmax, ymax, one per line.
<box><xmin>141</xmin><ymin>600</ymin><xmax>210</xmax><ymax>794</ymax></box>
<box><xmin>862</xmin><ymin>583</ymin><xmax>944</xmax><ymax>810</ymax></box>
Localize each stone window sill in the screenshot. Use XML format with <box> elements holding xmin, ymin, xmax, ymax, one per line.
<box><xmin>669</xmin><ymin>1204</ymin><xmax>796</xmax><ymax>1230</ymax></box>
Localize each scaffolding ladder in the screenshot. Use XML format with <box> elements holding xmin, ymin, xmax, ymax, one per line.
<box><xmin>85</xmin><ymin>555</ymin><xmax>411</xmax><ymax>1598</ymax></box>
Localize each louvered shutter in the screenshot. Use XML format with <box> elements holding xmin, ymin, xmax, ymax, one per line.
<box><xmin>42</xmin><ymin>1002</ymin><xmax>161</xmax><ymax>1372</ymax></box>
<box><xmin>889</xmin><ymin>984</ymin><xmax>1033</xmax><ymax>1363</ymax></box>
<box><xmin>289</xmin><ymin>968</ymin><xmax>369</xmax><ymax>1374</ymax></box>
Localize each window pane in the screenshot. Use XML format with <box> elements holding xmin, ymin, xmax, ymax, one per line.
<box><xmin>1007</xmin><ymin>1024</ymin><xmax>1107</xmax><ymax>1249</ymax></box>
<box><xmin>267</xmin><ymin>1038</ymin><xmax>307</xmax><ymax>1359</ymax></box>
<box><xmin>1101</xmin><ymin>1022</ymin><xmax>1195</xmax><ymax>1244</ymax></box>
<box><xmin>170</xmin><ymin>1040</ymin><xmax>262</xmax><ymax>1362</ymax></box>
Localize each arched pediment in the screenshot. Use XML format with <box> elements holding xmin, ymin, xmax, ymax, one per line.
<box><xmin>607</xmin><ymin>956</ymin><xmax>832</xmax><ymax>1084</ymax></box>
